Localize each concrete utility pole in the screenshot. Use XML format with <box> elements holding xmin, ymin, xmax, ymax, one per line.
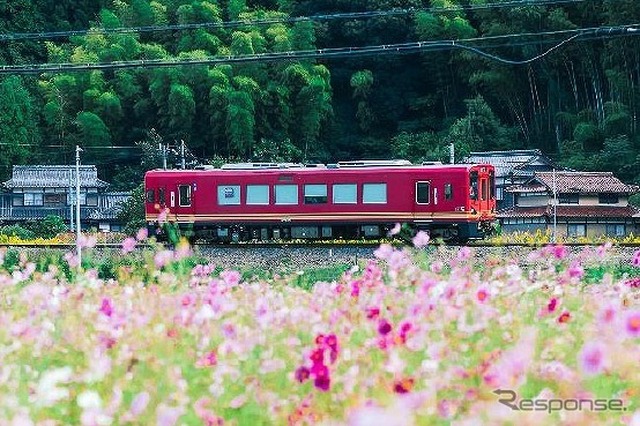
<box><xmin>181</xmin><ymin>140</ymin><xmax>186</xmax><ymax>169</ymax></box>
<box><xmin>552</xmin><ymin>167</ymin><xmax>557</xmax><ymax>244</ymax></box>
<box><xmin>449</xmin><ymin>143</ymin><xmax>455</xmax><ymax>164</ymax></box>
<box><xmin>76</xmin><ymin>145</ymin><xmax>82</xmax><ymax>268</ymax></box>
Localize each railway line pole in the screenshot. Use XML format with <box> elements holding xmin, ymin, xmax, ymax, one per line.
<box><xmin>76</xmin><ymin>145</ymin><xmax>82</xmax><ymax>269</ymax></box>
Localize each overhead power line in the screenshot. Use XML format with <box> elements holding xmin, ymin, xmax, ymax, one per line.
<box><xmin>0</xmin><ymin>0</ymin><xmax>590</xmax><ymax>42</ymax></box>
<box><xmin>0</xmin><ymin>24</ymin><xmax>638</xmax><ymax>74</ymax></box>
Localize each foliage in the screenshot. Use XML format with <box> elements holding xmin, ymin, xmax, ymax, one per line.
<box><xmin>1</xmin><ymin>1</ymin><xmax>640</xmax><ymax>187</ymax></box>
<box><xmin>118</xmin><ymin>184</ymin><xmax>146</xmax><ymax>235</ymax></box>
<box><xmin>24</xmin><ymin>215</ymin><xmax>68</xmax><ymax>239</ymax></box>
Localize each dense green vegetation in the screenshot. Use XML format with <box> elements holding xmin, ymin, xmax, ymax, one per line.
<box><xmin>0</xmin><ymin>0</ymin><xmax>639</xmax><ymax>188</ymax></box>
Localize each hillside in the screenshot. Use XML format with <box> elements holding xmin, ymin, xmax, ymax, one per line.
<box><xmin>0</xmin><ymin>0</ymin><xmax>639</xmax><ymax>189</ymax></box>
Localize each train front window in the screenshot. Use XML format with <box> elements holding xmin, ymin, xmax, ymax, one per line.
<box><xmin>481</xmin><ymin>179</ymin><xmax>488</xmax><ymax>201</ymax></box>
<box><xmin>469</xmin><ymin>171</ymin><xmax>478</xmax><ymax>200</ymax></box>
<box><xmin>416</xmin><ymin>182</ymin><xmax>430</xmax><ymax>204</ymax></box>
<box><xmin>178</xmin><ymin>184</ymin><xmax>192</xmax><ymax>207</ymax></box>
<box><xmin>145</xmin><ymin>189</ymin><xmax>154</xmax><ymax>203</ymax></box>
<box><xmin>158</xmin><ymin>188</ymin><xmax>165</xmax><ymax>205</ymax></box>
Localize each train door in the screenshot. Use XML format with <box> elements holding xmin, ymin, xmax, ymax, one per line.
<box><xmin>470</xmin><ymin>168</ymin><xmax>492</xmax><ymax>214</ymax></box>
<box><xmin>415</xmin><ymin>180</ymin><xmax>433</xmax><ymax>211</ymax></box>
<box><xmin>174</xmin><ymin>182</ymin><xmax>195</xmax><ymax>219</ymax></box>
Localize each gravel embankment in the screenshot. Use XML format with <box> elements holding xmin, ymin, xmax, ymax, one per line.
<box><xmin>195</xmin><ymin>244</ymin><xmax>640</xmax><ymax>272</ymax></box>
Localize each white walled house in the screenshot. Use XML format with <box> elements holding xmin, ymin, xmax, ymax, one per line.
<box><xmin>498</xmin><ymin>171</ymin><xmax>640</xmax><ymax>237</ymax></box>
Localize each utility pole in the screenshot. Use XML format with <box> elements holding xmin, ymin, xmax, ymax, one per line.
<box><xmin>552</xmin><ymin>167</ymin><xmax>557</xmax><ymax>244</ymax></box>
<box><xmin>160</xmin><ymin>143</ymin><xmax>167</xmax><ymax>170</ymax></box>
<box><xmin>76</xmin><ymin>145</ymin><xmax>82</xmax><ymax>268</ymax></box>
<box><xmin>449</xmin><ymin>143</ymin><xmax>455</xmax><ymax>164</ymax></box>
<box><xmin>180</xmin><ymin>140</ymin><xmax>186</xmax><ymax>170</ymax></box>
<box><xmin>68</xmin><ymin>173</ymin><xmax>74</xmax><ymax>232</ymax></box>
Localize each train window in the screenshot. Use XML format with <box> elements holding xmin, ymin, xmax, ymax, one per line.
<box><xmin>469</xmin><ymin>171</ymin><xmax>478</xmax><ymax>200</ymax></box>
<box><xmin>444</xmin><ymin>183</ymin><xmax>453</xmax><ymax>200</ymax></box>
<box><xmin>304</xmin><ymin>184</ymin><xmax>327</xmax><ymax>204</ymax></box>
<box><xmin>247</xmin><ymin>185</ymin><xmax>269</xmax><ymax>205</ymax></box>
<box><xmin>158</xmin><ymin>188</ymin><xmax>165</xmax><ymax>205</ymax></box>
<box><xmin>416</xmin><ymin>182</ymin><xmax>430</xmax><ymax>204</ymax></box>
<box><xmin>218</xmin><ymin>185</ymin><xmax>241</xmax><ymax>205</ymax></box>
<box><xmin>275</xmin><ymin>184</ymin><xmax>298</xmax><ymax>205</ymax></box>
<box><xmin>481</xmin><ymin>179</ymin><xmax>488</xmax><ymax>201</ymax></box>
<box><xmin>363</xmin><ymin>183</ymin><xmax>387</xmax><ymax>204</ymax></box>
<box><xmin>333</xmin><ymin>184</ymin><xmax>357</xmax><ymax>204</ymax></box>
<box><xmin>145</xmin><ymin>189</ymin><xmax>154</xmax><ymax>203</ymax></box>
<box><xmin>178</xmin><ymin>185</ymin><xmax>192</xmax><ymax>207</ymax></box>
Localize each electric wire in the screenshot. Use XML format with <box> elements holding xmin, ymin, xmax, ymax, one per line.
<box><xmin>0</xmin><ymin>24</ymin><xmax>638</xmax><ymax>74</ymax></box>
<box><xmin>0</xmin><ymin>0</ymin><xmax>592</xmax><ymax>42</ymax></box>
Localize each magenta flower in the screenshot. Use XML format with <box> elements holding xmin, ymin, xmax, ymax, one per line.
<box><xmin>633</xmin><ymin>250</ymin><xmax>640</xmax><ymax>267</ymax></box>
<box><xmin>99</xmin><ymin>298</ymin><xmax>113</xmax><ymax>317</ymax></box>
<box><xmin>551</xmin><ymin>245</ymin><xmax>568</xmax><ymax>259</ymax></box>
<box><xmin>312</xmin><ymin>364</ymin><xmax>331</xmax><ymax>391</ymax></box>
<box><xmin>578</xmin><ymin>341</ymin><xmax>606</xmax><ymax>375</ymax></box>
<box><xmin>121</xmin><ymin>237</ymin><xmax>136</xmax><ymax>253</ymax></box>
<box><xmin>547</xmin><ymin>297</ymin><xmax>558</xmax><ymax>313</ymax></box>
<box><xmin>568</xmin><ymin>262</ymin><xmax>584</xmax><ymax>279</ymax></box>
<box><xmin>378</xmin><ymin>319</ymin><xmax>392</xmax><ymax>335</ymax></box>
<box><xmin>195</xmin><ymin>350</ymin><xmax>217</xmax><ymax>368</ymax></box>
<box><xmin>295</xmin><ymin>366</ymin><xmax>310</xmax><ymax>383</ymax></box>
<box><xmin>625</xmin><ymin>310</ymin><xmax>640</xmax><ymax>337</ymax></box>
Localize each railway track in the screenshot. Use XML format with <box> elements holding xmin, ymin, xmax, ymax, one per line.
<box><xmin>0</xmin><ymin>241</ymin><xmax>639</xmax><ymax>249</ymax></box>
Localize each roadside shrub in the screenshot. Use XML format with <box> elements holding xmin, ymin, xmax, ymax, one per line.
<box><xmin>25</xmin><ymin>215</ymin><xmax>68</xmax><ymax>239</ymax></box>
<box><xmin>0</xmin><ymin>224</ymin><xmax>35</xmax><ymax>240</ymax></box>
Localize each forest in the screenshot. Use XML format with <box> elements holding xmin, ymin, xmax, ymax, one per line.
<box><xmin>0</xmin><ymin>0</ymin><xmax>639</xmax><ymax>189</ymax></box>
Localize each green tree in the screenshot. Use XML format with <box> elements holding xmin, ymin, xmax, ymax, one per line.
<box><xmin>0</xmin><ymin>76</ymin><xmax>41</xmax><ymax>179</ymax></box>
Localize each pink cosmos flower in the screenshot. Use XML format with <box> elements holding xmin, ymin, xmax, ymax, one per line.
<box><xmin>136</xmin><ymin>227</ymin><xmax>148</xmax><ymax>241</ymax></box>
<box><xmin>154</xmin><ymin>250</ymin><xmax>174</xmax><ymax>269</ymax></box>
<box><xmin>388</xmin><ymin>223</ymin><xmax>401</xmax><ymax>236</ymax></box>
<box><xmin>157</xmin><ymin>208</ymin><xmax>170</xmax><ymax>224</ymax></box>
<box><xmin>550</xmin><ymin>244</ymin><xmax>568</xmax><ymax>259</ymax></box>
<box><xmin>196</xmin><ymin>350</ymin><xmax>218</xmax><ymax>368</ymax></box>
<box><xmin>625</xmin><ymin>310</ymin><xmax>640</xmax><ymax>337</ymax></box>
<box><xmin>99</xmin><ymin>298</ymin><xmax>113</xmax><ymax>317</ymax></box>
<box><xmin>129</xmin><ymin>391</ymin><xmax>150</xmax><ymax>416</ymax></box>
<box><xmin>378</xmin><ymin>319</ymin><xmax>392</xmax><ymax>335</ymax></box>
<box><xmin>78</xmin><ymin>233</ymin><xmax>97</xmax><ymax>249</ymax></box>
<box><xmin>412</xmin><ymin>231</ymin><xmax>430</xmax><ymax>248</ymax></box>
<box><xmin>633</xmin><ymin>250</ymin><xmax>640</xmax><ymax>267</ymax></box>
<box><xmin>568</xmin><ymin>262</ymin><xmax>584</xmax><ymax>279</ymax></box>
<box><xmin>121</xmin><ymin>237</ymin><xmax>136</xmax><ymax>254</ymax></box>
<box><xmin>578</xmin><ymin>341</ymin><xmax>606</xmax><ymax>375</ymax></box>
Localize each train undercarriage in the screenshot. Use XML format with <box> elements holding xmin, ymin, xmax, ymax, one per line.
<box><xmin>151</xmin><ymin>220</ymin><xmax>493</xmax><ymax>245</ymax></box>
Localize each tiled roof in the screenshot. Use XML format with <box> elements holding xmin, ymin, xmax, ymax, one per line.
<box><xmin>498</xmin><ymin>205</ymin><xmax>640</xmax><ymax>219</ymax></box>
<box><xmin>462</xmin><ymin>149</ymin><xmax>556</xmax><ymax>178</ymax></box>
<box><xmin>3</xmin><ymin>165</ymin><xmax>109</xmax><ymax>189</ymax></box>
<box><xmin>534</xmin><ymin>171</ymin><xmax>639</xmax><ymax>194</ymax></box>
<box><xmin>506</xmin><ymin>184</ymin><xmax>548</xmax><ymax>193</ymax></box>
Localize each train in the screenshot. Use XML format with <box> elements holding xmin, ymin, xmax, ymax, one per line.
<box><xmin>143</xmin><ymin>160</ymin><xmax>496</xmax><ymax>243</ymax></box>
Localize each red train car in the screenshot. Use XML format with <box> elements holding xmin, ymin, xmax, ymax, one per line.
<box><xmin>144</xmin><ymin>160</ymin><xmax>496</xmax><ymax>243</ymax></box>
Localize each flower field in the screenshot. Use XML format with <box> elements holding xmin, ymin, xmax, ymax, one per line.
<box><xmin>1</xmin><ymin>233</ymin><xmax>640</xmax><ymax>425</ymax></box>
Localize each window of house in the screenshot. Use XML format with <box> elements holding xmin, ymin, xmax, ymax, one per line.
<box><xmin>598</xmin><ymin>193</ymin><xmax>619</xmax><ymax>204</ymax></box>
<box><xmin>246</xmin><ymin>185</ymin><xmax>269</xmax><ymax>205</ymax></box>
<box><xmin>567</xmin><ymin>224</ymin><xmax>586</xmax><ymax>237</ymax></box>
<box><xmin>416</xmin><ymin>182</ymin><xmax>430</xmax><ymax>204</ymax></box>
<box><xmin>275</xmin><ymin>184</ymin><xmax>298</xmax><ymax>205</ymax></box>
<box><xmin>86</xmin><ymin>193</ymin><xmax>98</xmax><ymax>207</ymax></box>
<box><xmin>179</xmin><ymin>184</ymin><xmax>192</xmax><ymax>207</ymax></box>
<box><xmin>363</xmin><ymin>183</ymin><xmax>387</xmax><ymax>204</ymax></box>
<box><xmin>333</xmin><ymin>184</ymin><xmax>357</xmax><ymax>204</ymax></box>
<box><xmin>145</xmin><ymin>189</ymin><xmax>155</xmax><ymax>203</ymax></box>
<box><xmin>304</xmin><ymin>184</ymin><xmax>327</xmax><ymax>204</ymax></box>
<box><xmin>605</xmin><ymin>224</ymin><xmax>625</xmax><ymax>237</ymax></box>
<box><xmin>44</xmin><ymin>193</ymin><xmax>66</xmax><ymax>206</ymax></box>
<box><xmin>218</xmin><ymin>185</ymin><xmax>241</xmax><ymax>205</ymax></box>
<box><xmin>24</xmin><ymin>192</ymin><xmax>44</xmax><ymax>206</ymax></box>
<box><xmin>444</xmin><ymin>183</ymin><xmax>453</xmax><ymax>200</ymax></box>
<box><xmin>559</xmin><ymin>193</ymin><xmax>579</xmax><ymax>204</ymax></box>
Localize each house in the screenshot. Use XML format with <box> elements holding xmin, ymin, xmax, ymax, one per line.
<box><xmin>498</xmin><ymin>171</ymin><xmax>640</xmax><ymax>237</ymax></box>
<box><xmin>0</xmin><ymin>165</ymin><xmax>131</xmax><ymax>232</ymax></box>
<box><xmin>462</xmin><ymin>150</ymin><xmax>558</xmax><ymax>210</ymax></box>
